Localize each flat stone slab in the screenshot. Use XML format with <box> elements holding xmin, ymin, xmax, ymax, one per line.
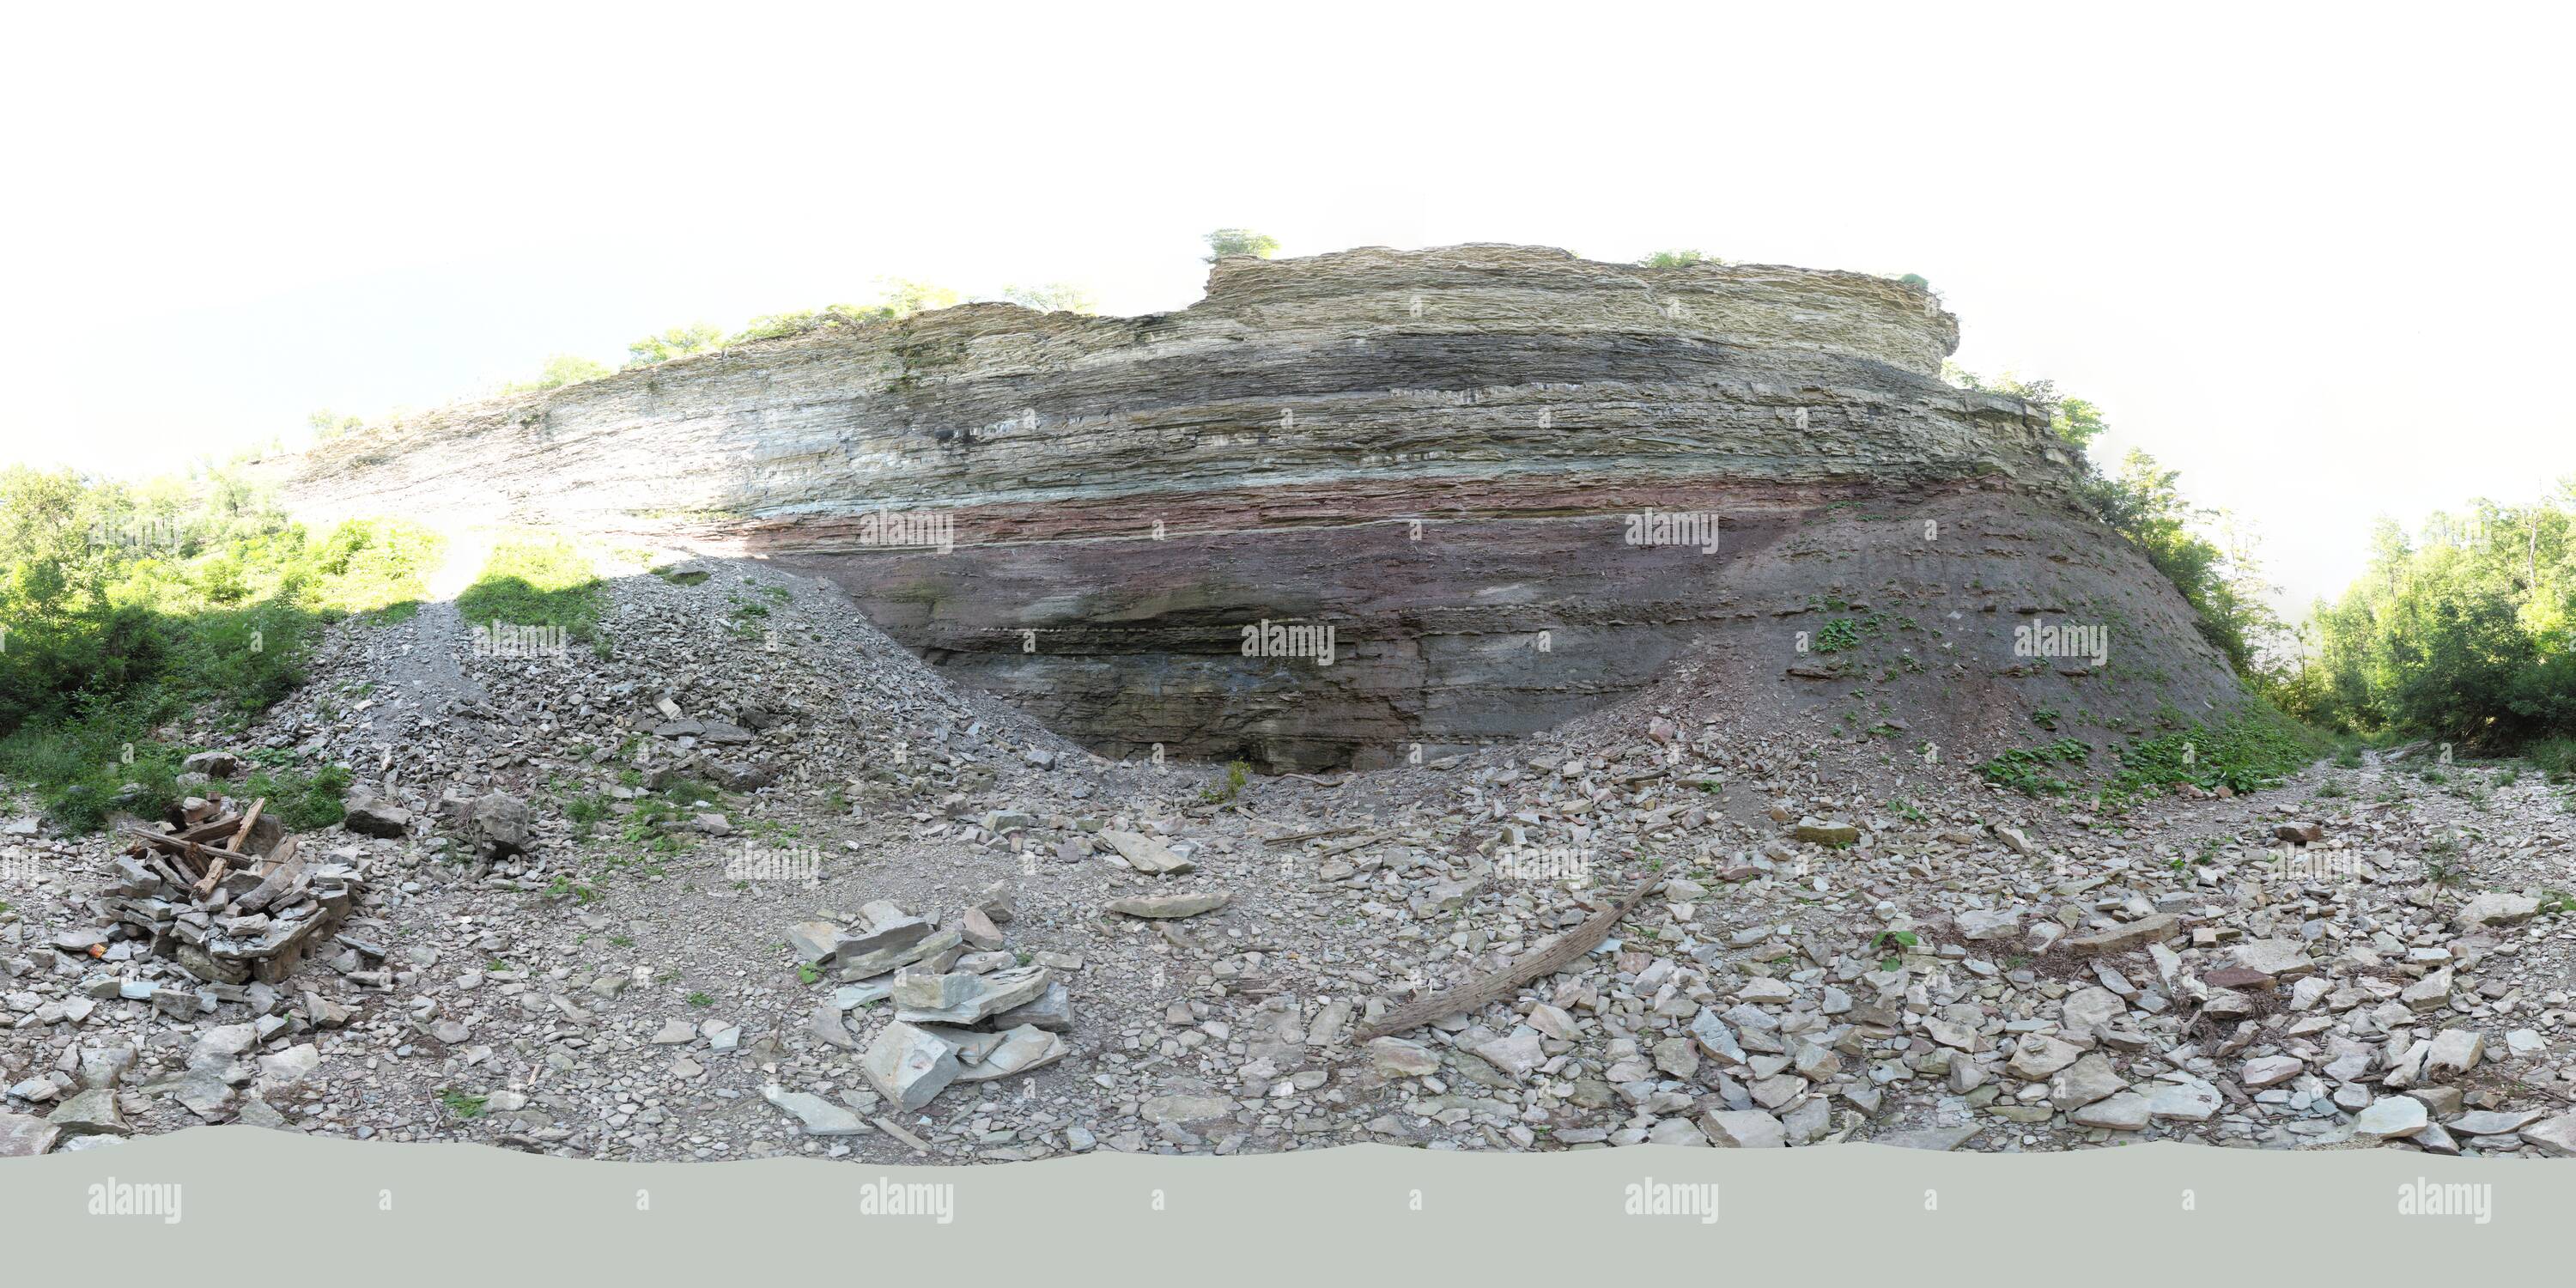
<box><xmin>0</xmin><ymin>1111</ymin><xmax>61</xmax><ymax>1157</ymax></box>
<box><xmin>2069</xmin><ymin>1091</ymin><xmax>2151</xmax><ymax>1130</ymax></box>
<box><xmin>838</xmin><ymin>927</ymin><xmax>963</xmax><ymax>982</ymax></box>
<box><xmin>1099</xmin><ymin>830</ymin><xmax>1194</xmax><ymax>874</ymax></box>
<box><xmin>2352</xmin><ymin>1096</ymin><xmax>2431</xmax><ymax>1142</ymax></box>
<box><xmin>1873</xmin><ymin>1122</ymin><xmax>1986</xmax><ymax>1151</ymax></box>
<box><xmin>2068</xmin><ymin>914</ymin><xmax>2179</xmax><ymax>956</ymax></box>
<box><xmin>2241</xmin><ymin>1055</ymin><xmax>2304</xmax><ymax>1088</ymax></box>
<box><xmin>1105</xmin><ymin>891</ymin><xmax>1229</xmax><ymax>919</ymax></box>
<box><xmin>2457</xmin><ymin>892</ymin><xmax>2541</xmax><ymax>930</ymax></box>
<box><xmin>2229</xmin><ymin>939</ymin><xmax>2316</xmax><ymax>978</ymax></box>
<box><xmin>1698</xmin><ymin>1109</ymin><xmax>1786</xmax><ymax>1148</ymax></box>
<box><xmin>1790</xmin><ymin>818</ymin><xmax>1859</xmax><ymax>846</ymax></box>
<box><xmin>860</xmin><ymin>1021</ymin><xmax>962</xmax><ymax>1113</ymax></box>
<box><xmin>1367</xmin><ymin>1037</ymin><xmax>1440</xmax><ymax>1076</ymax></box>
<box><xmin>951</xmin><ymin>1025</ymin><xmax>1070</xmax><ymax>1082</ymax></box>
<box><xmin>46</xmin><ymin>1088</ymin><xmax>128</xmax><ymax>1138</ymax></box>
<box><xmin>2446</xmin><ymin>1109</ymin><xmax>2547</xmax><ymax>1137</ymax></box>
<box><xmin>893</xmin><ymin>965</ymin><xmax>1054</xmax><ymax>1026</ymax></box>
<box><xmin>762</xmin><ymin>1085</ymin><xmax>870</xmax><ymax>1136</ymax></box>
<box><xmin>2146</xmin><ymin>1078</ymin><xmax>2222</xmax><ymax>1121</ymax></box>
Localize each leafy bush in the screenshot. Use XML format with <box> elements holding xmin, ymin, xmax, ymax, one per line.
<box><xmin>2105</xmin><ymin>710</ymin><xmax>2322</xmax><ymax>803</ymax></box>
<box><xmin>0</xmin><ymin>467</ymin><xmax>438</xmax><ymax>831</ymax></box>
<box><xmin>246</xmin><ymin>763</ymin><xmax>354</xmax><ymax>830</ymax></box>
<box><xmin>1200</xmin><ymin>760</ymin><xmax>1250</xmax><ymax>803</ymax></box>
<box><xmin>2531</xmin><ymin>738</ymin><xmax>2576</xmax><ymax>782</ymax></box>
<box><xmin>1204</xmin><ymin>229</ymin><xmax>1279</xmax><ymax>262</ymax></box>
<box><xmin>1979</xmin><ymin>738</ymin><xmax>2092</xmax><ymax>796</ymax></box>
<box><xmin>501</xmin><ymin>354</ymin><xmax>611</xmax><ymax>393</ymax></box>
<box><xmin>1638</xmin><ymin>249</ymin><xmax>1717</xmax><ymax>269</ymax></box>
<box><xmin>2281</xmin><ymin>495</ymin><xmax>2575</xmax><ymax>752</ymax></box>
<box><xmin>1000</xmin><ymin>283</ymin><xmax>1099</xmax><ymax>314</ymax></box>
<box><xmin>624</xmin><ymin>323</ymin><xmax>726</xmax><ymax>368</ymax></box>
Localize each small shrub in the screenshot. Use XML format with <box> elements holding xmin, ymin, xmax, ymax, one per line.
<box><xmin>1200</xmin><ymin>760</ymin><xmax>1250</xmax><ymax>804</ymax></box>
<box><xmin>1979</xmin><ymin>738</ymin><xmax>2092</xmax><ymax>796</ymax></box>
<box><xmin>1813</xmin><ymin>618</ymin><xmax>1862</xmax><ymax>653</ymax></box>
<box><xmin>246</xmin><ymin>763</ymin><xmax>353</xmax><ymax>830</ymax></box>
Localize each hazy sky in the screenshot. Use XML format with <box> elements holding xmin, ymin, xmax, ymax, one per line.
<box><xmin>6</xmin><ymin>5</ymin><xmax>2567</xmax><ymax>615</ymax></box>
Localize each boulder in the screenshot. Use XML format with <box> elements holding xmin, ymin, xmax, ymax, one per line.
<box><xmin>463</xmin><ymin>793</ymin><xmax>534</xmax><ymax>860</ymax></box>
<box><xmin>342</xmin><ymin>798</ymin><xmax>411</xmax><ymax>839</ymax></box>
<box><xmin>2457</xmin><ymin>892</ymin><xmax>2542</xmax><ymax>930</ymax></box>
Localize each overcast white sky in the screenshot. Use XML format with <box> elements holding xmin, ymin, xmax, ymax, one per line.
<box><xmin>4</xmin><ymin>3</ymin><xmax>2567</xmax><ymax>615</ymax></box>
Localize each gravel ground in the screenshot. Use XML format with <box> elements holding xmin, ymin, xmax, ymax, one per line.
<box><xmin>6</xmin><ymin>557</ymin><xmax>2576</xmax><ymax>1163</ymax></box>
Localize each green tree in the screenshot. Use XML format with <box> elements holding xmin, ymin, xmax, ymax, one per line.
<box><xmin>307</xmin><ymin>410</ymin><xmax>364</xmax><ymax>441</ymax></box>
<box><xmin>1946</xmin><ymin>369</ymin><xmax>2104</xmax><ymax>448</ymax></box>
<box><xmin>625</xmin><ymin>323</ymin><xmax>726</xmax><ymax>368</ymax></box>
<box><xmin>1204</xmin><ymin>228</ymin><xmax>1280</xmax><ymax>262</ymax></box>
<box><xmin>1002</xmin><ymin>283</ymin><xmax>1099</xmax><ymax>314</ymax></box>
<box><xmin>1638</xmin><ymin>249</ymin><xmax>1719</xmax><ymax>269</ymax></box>
<box><xmin>2284</xmin><ymin>488</ymin><xmax>2576</xmax><ymax>748</ymax></box>
<box><xmin>875</xmin><ymin>278</ymin><xmax>960</xmax><ymax>316</ymax></box>
<box><xmin>2076</xmin><ymin>447</ymin><xmax>2282</xmax><ymax>677</ymax></box>
<box><xmin>503</xmin><ymin>355</ymin><xmax>611</xmax><ymax>394</ymax></box>
<box><xmin>728</xmin><ymin>279</ymin><xmax>962</xmax><ymax>344</ymax></box>
<box><xmin>732</xmin><ymin>307</ymin><xmax>864</xmax><ymax>343</ymax></box>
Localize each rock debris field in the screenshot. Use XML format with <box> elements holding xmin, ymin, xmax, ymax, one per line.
<box><xmin>5</xmin><ymin>559</ymin><xmax>2576</xmax><ymax>1163</ymax></box>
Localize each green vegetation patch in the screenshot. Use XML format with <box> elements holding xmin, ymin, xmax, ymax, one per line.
<box><xmin>456</xmin><ymin>533</ymin><xmax>604</xmax><ymax>642</ymax></box>
<box><xmin>1978</xmin><ymin>738</ymin><xmax>2093</xmax><ymax>797</ymax></box>
<box><xmin>0</xmin><ymin>466</ymin><xmax>439</xmax><ymax>832</ymax></box>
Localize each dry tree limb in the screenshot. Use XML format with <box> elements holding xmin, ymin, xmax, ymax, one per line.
<box><xmin>1357</xmin><ymin>872</ymin><xmax>1664</xmax><ymax>1041</ymax></box>
<box><xmin>194</xmin><ymin>797</ymin><xmax>268</xmax><ymax>899</ymax></box>
<box><xmin>227</xmin><ymin>798</ymin><xmax>265</xmax><ymax>852</ymax></box>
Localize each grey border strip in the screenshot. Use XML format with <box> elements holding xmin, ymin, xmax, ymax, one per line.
<box><xmin>0</xmin><ymin>1130</ymin><xmax>2553</xmax><ymax>1280</ymax></box>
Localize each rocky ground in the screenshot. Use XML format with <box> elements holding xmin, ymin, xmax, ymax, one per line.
<box><xmin>6</xmin><ymin>556</ymin><xmax>2576</xmax><ymax>1163</ymax></box>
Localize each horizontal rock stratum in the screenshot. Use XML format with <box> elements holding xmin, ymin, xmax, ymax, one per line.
<box><xmin>279</xmin><ymin>244</ymin><xmax>2249</xmax><ymax>769</ymax></box>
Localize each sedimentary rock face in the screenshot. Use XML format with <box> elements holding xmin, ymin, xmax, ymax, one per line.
<box><xmin>279</xmin><ymin>244</ymin><xmax>2244</xmax><ymax>769</ymax></box>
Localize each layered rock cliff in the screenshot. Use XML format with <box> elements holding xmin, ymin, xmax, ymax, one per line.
<box><xmin>279</xmin><ymin>245</ymin><xmax>2249</xmax><ymax>769</ymax></box>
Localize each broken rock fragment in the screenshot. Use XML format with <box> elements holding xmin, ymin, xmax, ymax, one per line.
<box><xmin>861</xmin><ymin>1021</ymin><xmax>963</xmax><ymax>1112</ymax></box>
<box><xmin>893</xmin><ymin>965</ymin><xmax>1054</xmax><ymax>1026</ymax></box>
<box><xmin>1099</xmin><ymin>829</ymin><xmax>1194</xmax><ymax>874</ymax></box>
<box><xmin>1105</xmin><ymin>890</ymin><xmax>1229</xmax><ymax>919</ymax></box>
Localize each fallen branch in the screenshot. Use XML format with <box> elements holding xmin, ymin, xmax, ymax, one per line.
<box><xmin>1262</xmin><ymin>825</ymin><xmax>1367</xmax><ymax>848</ymax></box>
<box><xmin>1357</xmin><ymin>872</ymin><xmax>1664</xmax><ymax>1041</ymax></box>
